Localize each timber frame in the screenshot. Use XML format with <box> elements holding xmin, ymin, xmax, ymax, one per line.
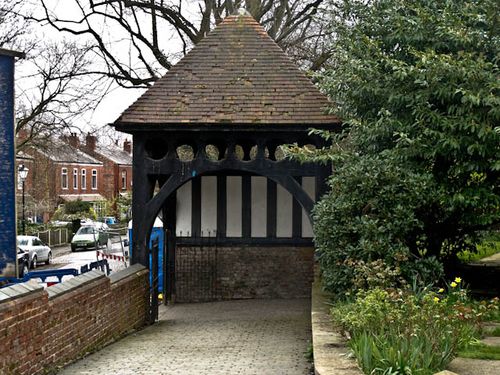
<box><xmin>117</xmin><ymin>126</ymin><xmax>333</xmax><ymax>269</ymax></box>
<box><xmin>113</xmin><ymin>13</ymin><xmax>341</xmax><ymax>304</ymax></box>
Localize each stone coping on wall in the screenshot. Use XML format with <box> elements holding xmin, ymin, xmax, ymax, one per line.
<box><xmin>311</xmin><ymin>279</ymin><xmax>362</xmax><ymax>375</ymax></box>
<box><xmin>109</xmin><ymin>263</ymin><xmax>147</xmax><ymax>284</ymax></box>
<box><xmin>0</xmin><ymin>265</ymin><xmax>148</xmax><ymax>302</ymax></box>
<box><xmin>0</xmin><ymin>264</ymin><xmax>149</xmax><ymax>375</ymax></box>
<box><xmin>46</xmin><ymin>269</ymin><xmax>106</xmax><ymax>299</ymax></box>
<box><xmin>0</xmin><ymin>279</ymin><xmax>44</xmax><ymax>302</ymax></box>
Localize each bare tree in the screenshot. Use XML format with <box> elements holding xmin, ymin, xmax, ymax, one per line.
<box><xmin>33</xmin><ymin>0</ymin><xmax>332</xmax><ymax>88</ymax></box>
<box><xmin>1</xmin><ymin>1</ymin><xmax>108</xmax><ymax>151</ymax></box>
<box><xmin>0</xmin><ymin>1</ymin><xmax>28</xmax><ymax>48</ymax></box>
<box><xmin>15</xmin><ymin>43</ymin><xmax>109</xmax><ymax>152</ymax></box>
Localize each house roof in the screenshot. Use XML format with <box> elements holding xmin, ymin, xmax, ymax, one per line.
<box><xmin>59</xmin><ymin>194</ymin><xmax>106</xmax><ymax>202</ymax></box>
<box><xmin>114</xmin><ymin>13</ymin><xmax>339</xmax><ymax>127</ymax></box>
<box><xmin>95</xmin><ymin>144</ymin><xmax>132</xmax><ymax>166</ymax></box>
<box><xmin>16</xmin><ymin>151</ymin><xmax>34</xmax><ymax>161</ymax></box>
<box><xmin>41</xmin><ymin>141</ymin><xmax>102</xmax><ymax>165</ymax></box>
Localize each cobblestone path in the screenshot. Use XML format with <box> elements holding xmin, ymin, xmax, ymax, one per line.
<box><xmin>59</xmin><ymin>298</ymin><xmax>312</xmax><ymax>375</ymax></box>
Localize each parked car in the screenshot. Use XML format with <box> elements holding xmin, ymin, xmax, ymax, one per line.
<box><xmin>17</xmin><ymin>247</ymin><xmax>30</xmax><ymax>277</ymax></box>
<box><xmin>71</xmin><ymin>224</ymin><xmax>109</xmax><ymax>252</ymax></box>
<box><xmin>17</xmin><ymin>235</ymin><xmax>53</xmax><ymax>269</ymax></box>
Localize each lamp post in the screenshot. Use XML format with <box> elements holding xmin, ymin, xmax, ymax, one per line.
<box><xmin>18</xmin><ymin>164</ymin><xmax>29</xmax><ymax>235</ymax></box>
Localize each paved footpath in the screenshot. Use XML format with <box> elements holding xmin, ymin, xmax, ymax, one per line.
<box><xmin>59</xmin><ymin>299</ymin><xmax>312</xmax><ymax>375</ymax></box>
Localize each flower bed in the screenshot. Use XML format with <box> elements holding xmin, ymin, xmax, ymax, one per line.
<box><xmin>331</xmin><ymin>279</ymin><xmax>499</xmax><ymax>375</ymax></box>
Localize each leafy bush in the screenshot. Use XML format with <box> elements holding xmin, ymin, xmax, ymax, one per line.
<box><xmin>332</xmin><ymin>280</ymin><xmax>498</xmax><ymax>374</ymax></box>
<box><xmin>51</xmin><ymin>199</ymin><xmax>98</xmax><ymax>221</ymax></box>
<box><xmin>286</xmin><ymin>0</ymin><xmax>500</xmax><ymax>296</ymax></box>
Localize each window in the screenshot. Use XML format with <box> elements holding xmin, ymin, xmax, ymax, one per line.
<box><xmin>73</xmin><ymin>168</ymin><xmax>78</xmax><ymax>189</ymax></box>
<box><xmin>81</xmin><ymin>169</ymin><xmax>86</xmax><ymax>190</ymax></box>
<box><xmin>91</xmin><ymin>169</ymin><xmax>97</xmax><ymax>190</ymax></box>
<box><xmin>61</xmin><ymin>168</ymin><xmax>68</xmax><ymax>189</ymax></box>
<box><xmin>121</xmin><ymin>170</ymin><xmax>127</xmax><ymax>190</ymax></box>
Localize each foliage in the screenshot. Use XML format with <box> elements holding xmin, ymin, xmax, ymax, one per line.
<box><xmin>51</xmin><ymin>200</ymin><xmax>97</xmax><ymax>221</ymax></box>
<box><xmin>331</xmin><ymin>280</ymin><xmax>499</xmax><ymax>374</ymax></box>
<box><xmin>116</xmin><ymin>193</ymin><xmax>132</xmax><ymax>222</ymax></box>
<box><xmin>457</xmin><ymin>232</ymin><xmax>500</xmax><ymax>262</ymax></box>
<box><xmin>285</xmin><ymin>0</ymin><xmax>500</xmax><ymax>296</ymax></box>
<box><xmin>64</xmin><ymin>200</ymin><xmax>92</xmax><ymax>215</ymax></box>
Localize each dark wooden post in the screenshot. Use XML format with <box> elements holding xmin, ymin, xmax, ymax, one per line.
<box><xmin>163</xmin><ymin>193</ymin><xmax>176</xmax><ymax>303</ymax></box>
<box><xmin>131</xmin><ymin>135</ymin><xmax>155</xmax><ymax>268</ymax></box>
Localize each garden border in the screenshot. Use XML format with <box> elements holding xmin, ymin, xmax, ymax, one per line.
<box><xmin>311</xmin><ymin>277</ymin><xmax>362</xmax><ymax>375</ymax></box>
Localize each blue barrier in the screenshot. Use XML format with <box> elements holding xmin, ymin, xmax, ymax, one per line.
<box><xmin>0</xmin><ymin>269</ymin><xmax>78</xmax><ymax>288</ymax></box>
<box><xmin>0</xmin><ymin>259</ymin><xmax>111</xmax><ymax>288</ymax></box>
<box><xmin>22</xmin><ymin>269</ymin><xmax>79</xmax><ymax>283</ymax></box>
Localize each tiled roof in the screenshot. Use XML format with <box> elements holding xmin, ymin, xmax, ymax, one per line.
<box><xmin>115</xmin><ymin>13</ymin><xmax>339</xmax><ymax>127</ymax></box>
<box><xmin>95</xmin><ymin>144</ymin><xmax>132</xmax><ymax>166</ymax></box>
<box><xmin>41</xmin><ymin>141</ymin><xmax>102</xmax><ymax>165</ymax></box>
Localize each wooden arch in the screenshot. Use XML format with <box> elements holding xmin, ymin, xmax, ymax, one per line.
<box><xmin>130</xmin><ymin>130</ymin><xmax>330</xmax><ymax>267</ymax></box>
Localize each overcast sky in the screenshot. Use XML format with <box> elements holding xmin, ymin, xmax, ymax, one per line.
<box><xmin>16</xmin><ymin>0</ymin><xmax>202</xmax><ymax>136</ymax></box>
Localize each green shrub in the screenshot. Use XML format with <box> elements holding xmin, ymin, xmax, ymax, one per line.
<box><xmin>331</xmin><ymin>281</ymin><xmax>498</xmax><ymax>374</ymax></box>
<box><xmin>286</xmin><ymin>0</ymin><xmax>500</xmax><ymax>297</ymax></box>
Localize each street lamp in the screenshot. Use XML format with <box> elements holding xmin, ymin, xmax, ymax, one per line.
<box><xmin>18</xmin><ymin>164</ymin><xmax>29</xmax><ymax>235</ymax></box>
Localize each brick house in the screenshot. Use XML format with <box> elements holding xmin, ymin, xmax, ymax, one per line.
<box><xmin>16</xmin><ymin>134</ymin><xmax>106</xmax><ymax>222</ymax></box>
<box><xmin>81</xmin><ymin>134</ymin><xmax>132</xmax><ymax>202</ymax></box>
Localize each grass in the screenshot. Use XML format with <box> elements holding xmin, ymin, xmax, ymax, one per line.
<box><xmin>489</xmin><ymin>327</ymin><xmax>500</xmax><ymax>337</ymax></box>
<box><xmin>457</xmin><ymin>233</ymin><xmax>500</xmax><ymax>262</ymax></box>
<box><xmin>458</xmin><ymin>343</ymin><xmax>500</xmax><ymax>360</ymax></box>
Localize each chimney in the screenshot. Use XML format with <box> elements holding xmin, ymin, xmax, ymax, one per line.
<box><xmin>85</xmin><ymin>133</ymin><xmax>97</xmax><ymax>152</ymax></box>
<box><xmin>68</xmin><ymin>132</ymin><xmax>79</xmax><ymax>148</ymax></box>
<box><xmin>123</xmin><ymin>140</ymin><xmax>132</xmax><ymax>154</ymax></box>
<box><xmin>17</xmin><ymin>128</ymin><xmax>29</xmax><ymax>141</ymax></box>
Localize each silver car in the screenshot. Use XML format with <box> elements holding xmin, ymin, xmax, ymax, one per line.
<box><xmin>17</xmin><ymin>235</ymin><xmax>53</xmax><ymax>269</ymax></box>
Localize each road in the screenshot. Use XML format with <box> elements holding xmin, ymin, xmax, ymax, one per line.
<box><xmin>33</xmin><ymin>240</ymin><xmax>129</xmax><ymax>283</ymax></box>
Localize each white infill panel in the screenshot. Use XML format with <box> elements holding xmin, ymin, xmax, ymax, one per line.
<box><xmin>201</xmin><ymin>176</ymin><xmax>217</xmax><ymax>236</ymax></box>
<box><xmin>176</xmin><ymin>181</ymin><xmax>192</xmax><ymax>237</ymax></box>
<box><xmin>251</xmin><ymin>176</ymin><xmax>267</xmax><ymax>237</ymax></box>
<box><xmin>226</xmin><ymin>176</ymin><xmax>242</xmax><ymax>237</ymax></box>
<box><xmin>276</xmin><ymin>184</ymin><xmax>293</xmax><ymax>238</ymax></box>
<box><xmin>302</xmin><ymin>177</ymin><xmax>316</xmax><ymax>238</ymax></box>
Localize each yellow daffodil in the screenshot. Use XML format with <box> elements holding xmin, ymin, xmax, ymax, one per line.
<box><xmin>438</xmin><ymin>288</ymin><xmax>445</xmax><ymax>293</ymax></box>
<box><xmin>433</xmin><ymin>297</ymin><xmax>440</xmax><ymax>303</ymax></box>
<box><xmin>450</xmin><ymin>282</ymin><xmax>457</xmax><ymax>288</ymax></box>
<box><xmin>454</xmin><ymin>277</ymin><xmax>462</xmax><ymax>283</ymax></box>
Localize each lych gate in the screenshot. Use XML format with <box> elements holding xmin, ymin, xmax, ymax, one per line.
<box><xmin>114</xmin><ymin>12</ymin><xmax>340</xmax><ymax>304</ymax></box>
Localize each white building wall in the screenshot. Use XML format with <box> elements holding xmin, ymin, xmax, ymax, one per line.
<box><xmin>276</xmin><ymin>184</ymin><xmax>293</xmax><ymax>237</ymax></box>
<box><xmin>302</xmin><ymin>177</ymin><xmax>316</xmax><ymax>238</ymax></box>
<box><xmin>176</xmin><ymin>181</ymin><xmax>192</xmax><ymax>236</ymax></box>
<box><xmin>226</xmin><ymin>176</ymin><xmax>242</xmax><ymax>237</ymax></box>
<box><xmin>201</xmin><ymin>176</ymin><xmax>217</xmax><ymax>236</ymax></box>
<box><xmin>251</xmin><ymin>176</ymin><xmax>267</xmax><ymax>237</ymax></box>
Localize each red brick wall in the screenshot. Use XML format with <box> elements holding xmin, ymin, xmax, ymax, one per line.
<box><xmin>117</xmin><ymin>165</ymin><xmax>133</xmax><ymax>194</ymax></box>
<box><xmin>54</xmin><ymin>163</ymin><xmax>105</xmax><ymax>197</ymax></box>
<box><xmin>0</xmin><ymin>265</ymin><xmax>149</xmax><ymax>375</ymax></box>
